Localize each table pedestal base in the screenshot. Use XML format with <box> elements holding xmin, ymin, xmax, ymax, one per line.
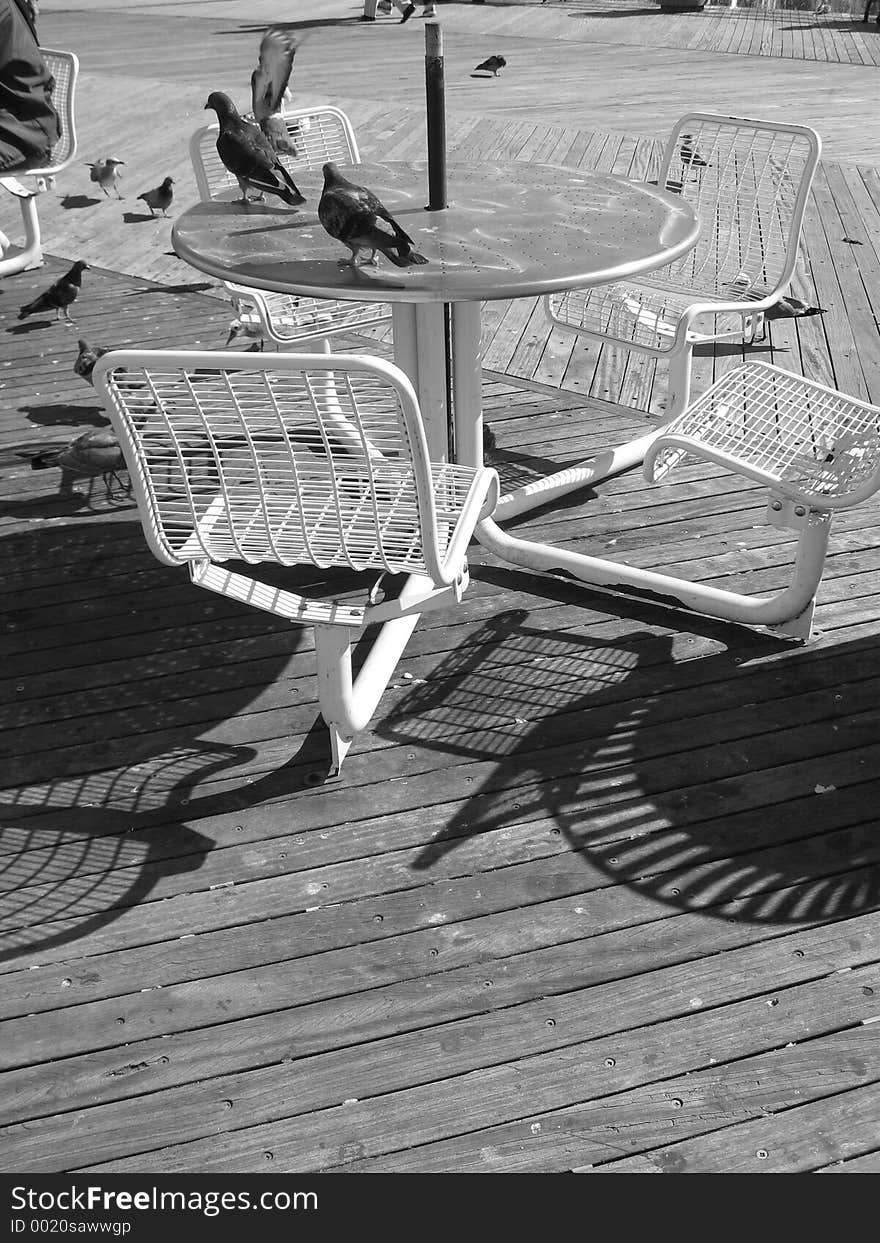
<box><xmin>393</xmin><ymin>302</ymin><xmax>824</xmax><ymax>641</ymax></box>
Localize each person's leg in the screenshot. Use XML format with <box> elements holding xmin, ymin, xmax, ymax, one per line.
<box><xmin>0</xmin><ymin>135</ymin><xmax>30</xmax><ymax>174</ymax></box>
<box><xmin>361</xmin><ymin>0</ymin><xmax>379</xmax><ymax>20</ymax></box>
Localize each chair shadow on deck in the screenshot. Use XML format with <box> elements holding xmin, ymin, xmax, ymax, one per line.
<box><xmin>0</xmin><ymin>518</ymin><xmax>326</xmax><ymax>965</ymax></box>
<box><xmin>377</xmin><ymin>569</ymin><xmax>880</xmax><ymax>927</ymax></box>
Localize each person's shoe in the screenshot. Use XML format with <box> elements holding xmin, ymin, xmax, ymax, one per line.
<box><xmin>360</xmin><ymin>13</ymin><xmax>376</xmax><ymax>19</ymax></box>
<box><xmin>400</xmin><ymin>3</ymin><xmax>416</xmax><ymax>21</ymax></box>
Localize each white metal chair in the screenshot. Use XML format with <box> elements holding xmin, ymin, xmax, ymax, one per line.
<box><xmin>477</xmin><ymin>362</ymin><xmax>880</xmax><ymax>642</ymax></box>
<box><xmin>545</xmin><ymin>114</ymin><xmax>822</xmax><ymax>419</ymax></box>
<box><xmin>642</xmin><ymin>361</ymin><xmax>880</xmax><ymax>638</ymax></box>
<box><xmin>92</xmin><ymin>349</ymin><xmax>499</xmax><ymax>775</ymax></box>
<box><xmin>189</xmin><ymin>106</ymin><xmax>391</xmax><ymax>350</ymax></box>
<box><xmin>0</xmin><ymin>50</ymin><xmax>79</xmax><ymax>278</ymax></box>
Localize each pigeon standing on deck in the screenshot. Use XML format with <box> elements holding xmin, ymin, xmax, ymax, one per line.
<box><xmin>204</xmin><ymin>91</ymin><xmax>306</xmax><ymax>207</ymax></box>
<box><xmin>251</xmin><ymin>27</ymin><xmax>302</xmax><ymax>157</ymax></box>
<box><xmin>754</xmin><ymin>294</ymin><xmax>828</xmax><ymax>342</ymax></box>
<box><xmin>18</xmin><ymin>260</ymin><xmax>89</xmax><ymax>325</ymax></box>
<box><xmin>86</xmin><ymin>157</ymin><xmax>125</xmax><ymax>199</ymax></box>
<box><xmin>318</xmin><ymin>162</ymin><xmax>428</xmax><ymax>269</ymax></box>
<box><xmin>225</xmin><ymin>317</ymin><xmax>265</xmax><ymax>349</ymax></box>
<box><xmin>74</xmin><ymin>338</ymin><xmax>111</xmax><ymax>385</ymax></box>
<box><xmin>20</xmin><ymin>428</ymin><xmax>129</xmax><ymax>500</ymax></box>
<box><xmin>765</xmin><ymin>294</ymin><xmax>828</xmax><ymax>322</ymax></box>
<box><xmin>137</xmin><ymin>176</ymin><xmax>175</xmax><ymax>217</ymax></box>
<box><xmin>472</xmin><ymin>55</ymin><xmax>506</xmax><ymax>77</ymax></box>
<box><xmin>679</xmin><ymin>134</ymin><xmax>708</xmax><ymax>169</ymax></box>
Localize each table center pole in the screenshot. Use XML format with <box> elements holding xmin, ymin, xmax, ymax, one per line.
<box><xmin>424</xmin><ymin>21</ymin><xmax>454</xmax><ymax>461</ymax></box>
<box><xmin>424</xmin><ymin>22</ymin><xmax>447</xmax><ymax>212</ymax></box>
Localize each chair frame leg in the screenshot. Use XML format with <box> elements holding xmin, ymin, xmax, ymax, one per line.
<box><xmin>314</xmin><ymin>606</ymin><xmax>422</xmax><ymax>776</ymax></box>
<box><xmin>0</xmin><ymin>191</ymin><xmax>43</xmax><ymax>277</ymax></box>
<box><xmin>474</xmin><ymin>509</ymin><xmax>832</xmax><ymax>642</ymax></box>
<box><xmin>666</xmin><ymin>343</ymin><xmax>694</xmax><ymax>419</ymax></box>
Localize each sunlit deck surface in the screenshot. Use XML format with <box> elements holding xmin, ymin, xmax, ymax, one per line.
<box><xmin>1</xmin><ymin>0</ymin><xmax>880</xmax><ymax>1174</ymax></box>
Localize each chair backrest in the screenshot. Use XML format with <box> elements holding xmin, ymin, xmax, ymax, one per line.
<box><xmin>189</xmin><ymin>105</ymin><xmax>360</xmax><ymax>203</ymax></box>
<box><xmin>656</xmin><ymin>113</ymin><xmax>821</xmax><ymax>302</ymax></box>
<box><xmin>92</xmin><ymin>350</ymin><xmax>459</xmax><ymax>582</ymax></box>
<box><xmin>34</xmin><ymin>50</ymin><xmax>79</xmax><ymax>176</ymax></box>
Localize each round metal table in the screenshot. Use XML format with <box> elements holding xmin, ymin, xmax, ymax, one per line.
<box><xmin>172</xmin><ymin>159</ymin><xmax>698</xmax><ymax>463</ymax></box>
<box><xmin>173</xmin><ymin>159</ymin><xmax>700</xmax><ymax>600</ymax></box>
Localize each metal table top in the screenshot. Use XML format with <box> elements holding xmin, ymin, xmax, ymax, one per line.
<box><xmin>172</xmin><ymin>160</ymin><xmax>699</xmax><ymax>305</ymax></box>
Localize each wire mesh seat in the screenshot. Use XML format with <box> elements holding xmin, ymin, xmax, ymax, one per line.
<box><xmin>0</xmin><ymin>50</ymin><xmax>79</xmax><ymax>278</ymax></box>
<box><xmin>189</xmin><ymin>106</ymin><xmax>391</xmax><ymax>349</ymax></box>
<box><xmin>93</xmin><ymin>349</ymin><xmax>499</xmax><ymax>775</ymax></box>
<box><xmin>545</xmin><ymin>113</ymin><xmax>821</xmax><ymax>419</ymax></box>
<box><xmin>476</xmin><ymin>362</ymin><xmax>880</xmax><ymax>644</ymax></box>
<box><xmin>641</xmin><ymin>362</ymin><xmax>880</xmax><ymax>638</ymax></box>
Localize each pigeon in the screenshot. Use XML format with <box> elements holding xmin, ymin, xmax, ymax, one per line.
<box><xmin>22</xmin><ymin>428</ymin><xmax>129</xmax><ymax>499</ymax></box>
<box><xmin>318</xmin><ymin>162</ymin><xmax>428</xmax><ymax>268</ymax></box>
<box><xmin>204</xmin><ymin>90</ymin><xmax>306</xmax><ymax>207</ymax></box>
<box><xmin>251</xmin><ymin>27</ymin><xmax>302</xmax><ymax>157</ymax></box>
<box><xmin>472</xmin><ymin>55</ymin><xmax>506</xmax><ymax>77</ymax></box>
<box><xmin>86</xmin><ymin>157</ymin><xmax>125</xmax><ymax>198</ymax></box>
<box><xmin>765</xmin><ymin>294</ymin><xmax>828</xmax><ymax>322</ymax></box>
<box><xmin>225</xmin><ymin>317</ymin><xmax>265</xmax><ymax>349</ymax></box>
<box><xmin>137</xmin><ymin>176</ymin><xmax>175</xmax><ymax>217</ymax></box>
<box><xmin>18</xmin><ymin>260</ymin><xmax>88</xmax><ymax>325</ymax></box>
<box><xmin>754</xmin><ymin>294</ymin><xmax>828</xmax><ymax>342</ymax></box>
<box><xmin>73</xmin><ymin>338</ymin><xmax>110</xmax><ymax>385</ymax></box>
<box><xmin>679</xmin><ymin>134</ymin><xmax>708</xmax><ymax>169</ymax></box>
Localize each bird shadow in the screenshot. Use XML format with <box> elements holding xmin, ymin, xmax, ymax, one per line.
<box><xmin>0</xmin><ymin>491</ymin><xmax>123</xmax><ymax>519</ymax></box>
<box><xmin>5</xmin><ymin>319</ymin><xmax>59</xmax><ymax>334</ymax></box>
<box><xmin>122</xmin><ymin>211</ymin><xmax>158</xmax><ymax>225</ymax></box>
<box><xmin>219</xmin><ymin>18</ymin><xmax>360</xmax><ymax>34</ymax></box>
<box><xmin>18</xmin><ymin>403</ymin><xmax>108</xmax><ymax>429</ymax></box>
<box><xmin>60</xmin><ymin>194</ymin><xmax>101</xmax><ymax>210</ymax></box>
<box><xmin>130</xmin><ymin>282</ymin><xmax>216</xmax><ymax>296</ymax></box>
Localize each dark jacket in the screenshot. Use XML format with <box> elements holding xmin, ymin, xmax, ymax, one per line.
<box><xmin>0</xmin><ymin>0</ymin><xmax>62</xmax><ymax>173</ymax></box>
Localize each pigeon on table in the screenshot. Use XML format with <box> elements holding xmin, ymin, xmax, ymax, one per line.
<box><xmin>251</xmin><ymin>27</ymin><xmax>302</xmax><ymax>157</ymax></box>
<box><xmin>20</xmin><ymin>428</ymin><xmax>129</xmax><ymax>500</ymax></box>
<box><xmin>18</xmin><ymin>260</ymin><xmax>88</xmax><ymax>325</ymax></box>
<box><xmin>318</xmin><ymin>162</ymin><xmax>428</xmax><ymax>268</ymax></box>
<box><xmin>137</xmin><ymin>176</ymin><xmax>175</xmax><ymax>217</ymax></box>
<box><xmin>73</xmin><ymin>338</ymin><xmax>111</xmax><ymax>385</ymax></box>
<box><xmin>205</xmin><ymin>91</ymin><xmax>306</xmax><ymax>207</ymax></box>
<box><xmin>86</xmin><ymin>157</ymin><xmax>125</xmax><ymax>198</ymax></box>
<box><xmin>472</xmin><ymin>55</ymin><xmax>506</xmax><ymax>77</ymax></box>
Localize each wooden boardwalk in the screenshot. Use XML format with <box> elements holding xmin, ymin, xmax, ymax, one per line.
<box><xmin>1</xmin><ymin>0</ymin><xmax>879</xmax><ymax>1174</ymax></box>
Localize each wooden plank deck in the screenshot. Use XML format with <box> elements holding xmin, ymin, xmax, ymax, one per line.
<box><xmin>1</xmin><ymin>0</ymin><xmax>879</xmax><ymax>1175</ymax></box>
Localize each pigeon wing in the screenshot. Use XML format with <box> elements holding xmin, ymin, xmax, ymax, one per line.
<box><xmin>251</xmin><ymin>28</ymin><xmax>300</xmax><ymax>123</ymax></box>
<box><xmin>319</xmin><ymin>187</ymin><xmax>371</xmax><ymax>242</ymax></box>
<box><xmin>58</xmin><ymin>430</ymin><xmax>124</xmax><ymax>475</ymax></box>
<box><xmin>338</xmin><ymin>178</ymin><xmax>414</xmax><ymax>246</ymax></box>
